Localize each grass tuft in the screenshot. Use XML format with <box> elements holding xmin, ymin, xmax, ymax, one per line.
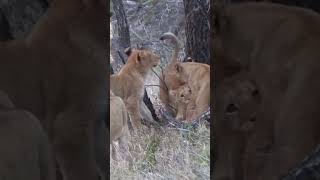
<box><xmin>110</xmin><ymin>123</ymin><xmax>210</xmax><ymax>180</ymax></box>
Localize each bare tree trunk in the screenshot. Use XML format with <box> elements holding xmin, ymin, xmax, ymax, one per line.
<box><xmin>112</xmin><ymin>0</ymin><xmax>130</xmax><ymax>49</ymax></box>
<box><xmin>184</xmin><ymin>0</ymin><xmax>210</xmax><ymax>64</ymax></box>
<box><xmin>111</xmin><ymin>0</ymin><xmax>131</xmax><ymax>71</ymax></box>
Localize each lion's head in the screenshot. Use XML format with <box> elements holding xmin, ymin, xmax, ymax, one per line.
<box><xmin>169</xmin><ymin>85</ymin><xmax>193</xmax><ymax>104</ymax></box>
<box><xmin>125</xmin><ymin>48</ymin><xmax>160</xmax><ymax>70</ymax></box>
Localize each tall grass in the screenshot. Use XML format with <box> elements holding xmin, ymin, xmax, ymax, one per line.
<box><xmin>110</xmin><ymin>123</ymin><xmax>210</xmax><ymax>180</ymax></box>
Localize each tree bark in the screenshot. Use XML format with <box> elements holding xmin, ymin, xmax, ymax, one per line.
<box><xmin>111</xmin><ymin>0</ymin><xmax>131</xmax><ymax>71</ymax></box>
<box><xmin>0</xmin><ymin>0</ymin><xmax>48</xmax><ymax>39</ymax></box>
<box><xmin>183</xmin><ymin>0</ymin><xmax>210</xmax><ymax>64</ymax></box>
<box><xmin>111</xmin><ymin>0</ymin><xmax>130</xmax><ymax>50</ymax></box>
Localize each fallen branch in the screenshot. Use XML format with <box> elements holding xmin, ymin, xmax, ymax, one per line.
<box><xmin>151</xmin><ymin>68</ymin><xmax>169</xmax><ymax>91</ymax></box>
<box><xmin>143</xmin><ymin>89</ymin><xmax>160</xmax><ymax>122</ymax></box>
<box><xmin>159</xmin><ymin>106</ymin><xmax>210</xmax><ymax>130</ymax></box>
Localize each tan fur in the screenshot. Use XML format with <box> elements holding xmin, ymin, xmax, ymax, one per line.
<box><xmin>159</xmin><ymin>32</ymin><xmax>185</xmax><ymax>115</ymax></box>
<box><xmin>160</xmin><ymin>32</ymin><xmax>210</xmax><ymax>119</ymax></box>
<box><xmin>174</xmin><ymin>62</ymin><xmax>210</xmax><ymax>119</ymax></box>
<box><xmin>169</xmin><ymin>85</ymin><xmax>193</xmax><ymax>120</ymax></box>
<box><xmin>110</xmin><ymin>48</ymin><xmax>160</xmax><ymax>130</ymax></box>
<box><xmin>0</xmin><ymin>0</ymin><xmax>108</xmax><ymax>179</ymax></box>
<box><xmin>213</xmin><ymin>2</ymin><xmax>320</xmax><ymax>180</ymax></box>
<box><xmin>0</xmin><ymin>91</ymin><xmax>55</xmax><ymax>180</ymax></box>
<box><xmin>110</xmin><ymin>91</ymin><xmax>131</xmax><ymax>164</ymax></box>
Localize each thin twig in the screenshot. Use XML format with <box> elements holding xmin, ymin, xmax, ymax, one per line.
<box><xmin>117</xmin><ymin>50</ymin><xmax>126</xmax><ymax>65</ymax></box>
<box><xmin>130</xmin><ymin>28</ymin><xmax>145</xmax><ymax>41</ymax></box>
<box><xmin>145</xmin><ymin>84</ymin><xmax>160</xmax><ymax>87</ymax></box>
<box><xmin>151</xmin><ymin>68</ymin><xmax>169</xmax><ymax>91</ymax></box>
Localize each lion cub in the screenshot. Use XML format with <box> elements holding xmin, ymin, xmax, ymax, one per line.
<box><xmin>110</xmin><ymin>91</ymin><xmax>131</xmax><ymax>164</ymax></box>
<box><xmin>169</xmin><ymin>85</ymin><xmax>194</xmax><ymax>121</ymax></box>
<box><xmin>173</xmin><ymin>62</ymin><xmax>210</xmax><ymax>119</ymax></box>
<box><xmin>110</xmin><ymin>48</ymin><xmax>160</xmax><ymax>130</ymax></box>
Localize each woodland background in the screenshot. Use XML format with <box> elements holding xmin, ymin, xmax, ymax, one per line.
<box><xmin>0</xmin><ymin>0</ymin><xmax>319</xmax><ymax>179</ymax></box>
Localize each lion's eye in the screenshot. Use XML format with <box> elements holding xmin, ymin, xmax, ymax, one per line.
<box><xmin>180</xmin><ymin>94</ymin><xmax>184</xmax><ymax>97</ymax></box>
<box><xmin>226</xmin><ymin>103</ymin><xmax>239</xmax><ymax>113</ymax></box>
<box><xmin>189</xmin><ymin>89</ymin><xmax>191</xmax><ymax>93</ymax></box>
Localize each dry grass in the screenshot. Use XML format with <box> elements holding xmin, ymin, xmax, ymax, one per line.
<box><xmin>110</xmin><ymin>123</ymin><xmax>210</xmax><ymax>180</ymax></box>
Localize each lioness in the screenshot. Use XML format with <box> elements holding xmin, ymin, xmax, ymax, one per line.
<box><xmin>110</xmin><ymin>48</ymin><xmax>160</xmax><ymax>130</ymax></box>
<box><xmin>169</xmin><ymin>84</ymin><xmax>193</xmax><ymax>120</ymax></box>
<box><xmin>213</xmin><ymin>2</ymin><xmax>320</xmax><ymax>180</ymax></box>
<box><xmin>159</xmin><ymin>32</ymin><xmax>210</xmax><ymax>119</ymax></box>
<box><xmin>0</xmin><ymin>0</ymin><xmax>107</xmax><ymax>180</ymax></box>
<box><xmin>173</xmin><ymin>62</ymin><xmax>210</xmax><ymax>119</ymax></box>
<box><xmin>0</xmin><ymin>91</ymin><xmax>55</xmax><ymax>180</ymax></box>
<box><xmin>159</xmin><ymin>32</ymin><xmax>185</xmax><ymax>115</ymax></box>
<box><xmin>110</xmin><ymin>90</ymin><xmax>131</xmax><ymax>162</ymax></box>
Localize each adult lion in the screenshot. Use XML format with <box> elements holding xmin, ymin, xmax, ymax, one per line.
<box><xmin>159</xmin><ymin>32</ymin><xmax>210</xmax><ymax>120</ymax></box>
<box><xmin>110</xmin><ymin>48</ymin><xmax>160</xmax><ymax>130</ymax></box>
<box><xmin>0</xmin><ymin>0</ymin><xmax>107</xmax><ymax>180</ymax></box>
<box><xmin>159</xmin><ymin>32</ymin><xmax>185</xmax><ymax>115</ymax></box>
<box><xmin>213</xmin><ymin>2</ymin><xmax>320</xmax><ymax>180</ymax></box>
<box><xmin>0</xmin><ymin>91</ymin><xmax>55</xmax><ymax>180</ymax></box>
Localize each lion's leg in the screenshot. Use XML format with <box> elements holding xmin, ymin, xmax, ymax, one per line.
<box><xmin>118</xmin><ymin>135</ymin><xmax>128</xmax><ymax>156</ymax></box>
<box><xmin>125</xmin><ymin>96</ymin><xmax>142</xmax><ymax>130</ymax></box>
<box><xmin>185</xmin><ymin>103</ymin><xmax>195</xmax><ymax>122</ymax></box>
<box><xmin>121</xmin><ymin>125</ymin><xmax>133</xmax><ymax>169</ymax></box>
<box><xmin>194</xmin><ymin>93</ymin><xmax>210</xmax><ymax>118</ymax></box>
<box><xmin>119</xmin><ymin>134</ymin><xmax>132</xmax><ymax>167</ymax></box>
<box><xmin>175</xmin><ymin>103</ymin><xmax>185</xmax><ymax>120</ymax></box>
<box><xmin>54</xmin><ymin>111</ymin><xmax>105</xmax><ymax>180</ymax></box>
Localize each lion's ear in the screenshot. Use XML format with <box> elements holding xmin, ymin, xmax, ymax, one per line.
<box><xmin>125</xmin><ymin>47</ymin><xmax>132</xmax><ymax>56</ymax></box>
<box><xmin>175</xmin><ymin>63</ymin><xmax>182</xmax><ymax>73</ymax></box>
<box><xmin>136</xmin><ymin>51</ymin><xmax>147</xmax><ymax>63</ymax></box>
<box><xmin>136</xmin><ymin>52</ymin><xmax>141</xmax><ymax>63</ymax></box>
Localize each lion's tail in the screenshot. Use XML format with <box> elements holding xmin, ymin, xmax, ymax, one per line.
<box><xmin>160</xmin><ymin>32</ymin><xmax>181</xmax><ymax>64</ymax></box>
